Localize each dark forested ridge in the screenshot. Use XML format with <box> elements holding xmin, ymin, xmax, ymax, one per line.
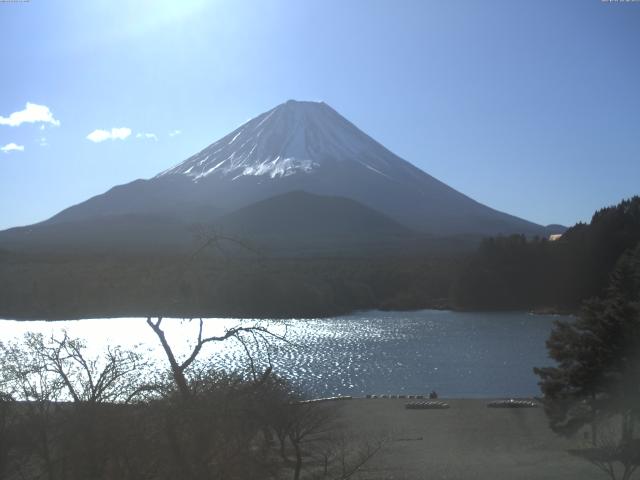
<box><xmin>1</xmin><ymin>197</ymin><xmax>637</xmax><ymax>320</ymax></box>
<box><xmin>452</xmin><ymin>196</ymin><xmax>640</xmax><ymax>312</ymax></box>
<box><xmin>0</xmin><ymin>252</ymin><xmax>457</xmax><ymax>320</ymax></box>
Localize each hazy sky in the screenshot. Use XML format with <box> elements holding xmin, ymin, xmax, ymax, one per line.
<box><xmin>1</xmin><ymin>0</ymin><xmax>639</xmax><ymax>230</ymax></box>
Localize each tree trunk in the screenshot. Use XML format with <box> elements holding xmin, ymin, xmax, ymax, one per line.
<box><xmin>293</xmin><ymin>439</ymin><xmax>302</xmax><ymax>480</ymax></box>
<box><xmin>621</xmin><ymin>411</ymin><xmax>633</xmax><ymax>444</ymax></box>
<box><xmin>164</xmin><ymin>413</ymin><xmax>197</xmax><ymax>480</ymax></box>
<box><xmin>147</xmin><ymin>318</ymin><xmax>191</xmax><ymax>398</ymax></box>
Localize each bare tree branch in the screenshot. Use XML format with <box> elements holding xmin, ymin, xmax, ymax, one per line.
<box><xmin>147</xmin><ymin>316</ymin><xmax>288</xmax><ymax>399</ymax></box>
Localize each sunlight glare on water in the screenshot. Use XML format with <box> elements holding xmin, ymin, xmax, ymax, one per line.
<box><xmin>0</xmin><ymin>310</ymin><xmax>565</xmax><ymax>398</ymax></box>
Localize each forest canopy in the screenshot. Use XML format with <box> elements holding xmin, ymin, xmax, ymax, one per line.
<box><xmin>452</xmin><ymin>196</ymin><xmax>640</xmax><ymax>312</ymax></box>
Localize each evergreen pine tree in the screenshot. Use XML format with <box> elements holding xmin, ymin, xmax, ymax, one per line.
<box><xmin>534</xmin><ymin>244</ymin><xmax>640</xmax><ymax>478</ymax></box>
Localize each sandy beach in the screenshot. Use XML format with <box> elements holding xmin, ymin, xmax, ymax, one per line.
<box><xmin>337</xmin><ymin>398</ymin><xmax>602</xmax><ymax>480</ymax></box>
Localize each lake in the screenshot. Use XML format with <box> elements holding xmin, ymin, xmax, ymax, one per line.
<box><xmin>0</xmin><ymin>310</ymin><xmax>565</xmax><ymax>398</ymax></box>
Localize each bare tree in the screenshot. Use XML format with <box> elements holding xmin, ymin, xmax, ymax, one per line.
<box><xmin>270</xmin><ymin>400</ymin><xmax>386</xmax><ymax>480</ymax></box>
<box><xmin>146</xmin><ymin>316</ymin><xmax>285</xmax><ymax>398</ymax></box>
<box><xmin>34</xmin><ymin>331</ymin><xmax>148</xmax><ymax>404</ymax></box>
<box><xmin>569</xmin><ymin>420</ymin><xmax>640</xmax><ymax>480</ymax></box>
<box><xmin>0</xmin><ymin>332</ymin><xmax>154</xmax><ymax>480</ymax></box>
<box><xmin>189</xmin><ymin>224</ymin><xmax>262</xmax><ymax>261</ymax></box>
<box><xmin>0</xmin><ymin>334</ymin><xmax>66</xmax><ymax>480</ymax></box>
<box><xmin>281</xmin><ymin>403</ymin><xmax>338</xmax><ymax>480</ymax></box>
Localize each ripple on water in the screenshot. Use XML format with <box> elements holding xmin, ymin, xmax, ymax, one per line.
<box><xmin>0</xmin><ymin>310</ymin><xmax>563</xmax><ymax>398</ymax></box>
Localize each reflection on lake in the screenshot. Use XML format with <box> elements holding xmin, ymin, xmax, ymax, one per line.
<box><xmin>0</xmin><ymin>310</ymin><xmax>565</xmax><ymax>398</ymax></box>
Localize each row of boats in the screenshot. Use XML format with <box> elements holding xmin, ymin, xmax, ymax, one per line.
<box><xmin>404</xmin><ymin>399</ymin><xmax>539</xmax><ymax>409</ymax></box>
<box><xmin>296</xmin><ymin>396</ymin><xmax>539</xmax><ymax>409</ymax></box>
<box><xmin>405</xmin><ymin>401</ymin><xmax>450</xmax><ymax>410</ymax></box>
<box><xmin>365</xmin><ymin>394</ymin><xmax>430</xmax><ymax>399</ymax></box>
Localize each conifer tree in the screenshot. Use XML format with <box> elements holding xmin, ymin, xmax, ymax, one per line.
<box><xmin>534</xmin><ymin>244</ymin><xmax>640</xmax><ymax>479</ymax></box>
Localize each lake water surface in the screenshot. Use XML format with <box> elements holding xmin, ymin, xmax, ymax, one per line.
<box><xmin>0</xmin><ymin>310</ymin><xmax>565</xmax><ymax>398</ymax></box>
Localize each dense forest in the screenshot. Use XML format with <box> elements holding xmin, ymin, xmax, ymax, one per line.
<box><xmin>0</xmin><ymin>251</ymin><xmax>456</xmax><ymax>319</ymax></box>
<box><xmin>452</xmin><ymin>196</ymin><xmax>640</xmax><ymax>312</ymax></box>
<box><xmin>1</xmin><ymin>197</ymin><xmax>638</xmax><ymax>319</ymax></box>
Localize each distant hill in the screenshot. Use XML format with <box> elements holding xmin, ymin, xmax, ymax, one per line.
<box><xmin>218</xmin><ymin>190</ymin><xmax>413</xmax><ymax>237</ymax></box>
<box><xmin>214</xmin><ymin>191</ymin><xmax>423</xmax><ymax>254</ymax></box>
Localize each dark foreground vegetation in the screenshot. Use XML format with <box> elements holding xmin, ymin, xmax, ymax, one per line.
<box><xmin>0</xmin><ymin>320</ymin><xmax>384</xmax><ymax>480</ymax></box>
<box><xmin>534</xmin><ymin>242</ymin><xmax>640</xmax><ymax>480</ymax></box>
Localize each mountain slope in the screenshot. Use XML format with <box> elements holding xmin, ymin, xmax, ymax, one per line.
<box><xmin>2</xmin><ymin>100</ymin><xmax>557</xmax><ymax>254</ymax></box>
<box><xmin>0</xmin><ymin>192</ymin><xmax>423</xmax><ymax>255</ymax></box>
<box><xmin>0</xmin><ymin>214</ymin><xmax>195</xmax><ymax>253</ymax></box>
<box><xmin>214</xmin><ymin>190</ymin><xmax>425</xmax><ymax>254</ymax></box>
<box><xmin>217</xmin><ymin>190</ymin><xmax>414</xmax><ymax>238</ymax></box>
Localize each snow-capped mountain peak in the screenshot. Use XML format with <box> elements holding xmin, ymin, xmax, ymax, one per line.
<box><xmin>157</xmin><ymin>99</ymin><xmax>396</xmax><ymax>182</ymax></box>
<box><xmin>39</xmin><ymin>99</ymin><xmax>550</xmax><ymax>238</ymax></box>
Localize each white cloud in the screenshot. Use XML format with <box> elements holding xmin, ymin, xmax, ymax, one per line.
<box><xmin>0</xmin><ymin>103</ymin><xmax>60</xmax><ymax>127</ymax></box>
<box><xmin>39</xmin><ymin>137</ymin><xmax>48</xmax><ymax>147</ymax></box>
<box><xmin>86</xmin><ymin>127</ymin><xmax>132</xmax><ymax>143</ymax></box>
<box><xmin>169</xmin><ymin>129</ymin><xmax>181</xmax><ymax>137</ymax></box>
<box><xmin>1</xmin><ymin>143</ymin><xmax>25</xmax><ymax>153</ymax></box>
<box><xmin>136</xmin><ymin>132</ymin><xmax>158</xmax><ymax>141</ymax></box>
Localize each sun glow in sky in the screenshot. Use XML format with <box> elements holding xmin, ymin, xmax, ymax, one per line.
<box><xmin>1</xmin><ymin>0</ymin><xmax>639</xmax><ymax>230</ymax></box>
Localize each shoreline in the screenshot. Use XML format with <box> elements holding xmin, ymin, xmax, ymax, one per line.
<box><xmin>0</xmin><ymin>306</ymin><xmax>574</xmax><ymax>322</ymax></box>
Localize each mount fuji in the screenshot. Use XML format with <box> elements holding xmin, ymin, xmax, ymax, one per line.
<box><xmin>0</xmin><ymin>100</ymin><xmax>558</xmax><ymax>253</ymax></box>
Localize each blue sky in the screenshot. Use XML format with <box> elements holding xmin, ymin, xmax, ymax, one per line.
<box><xmin>1</xmin><ymin>0</ymin><xmax>639</xmax><ymax>230</ymax></box>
